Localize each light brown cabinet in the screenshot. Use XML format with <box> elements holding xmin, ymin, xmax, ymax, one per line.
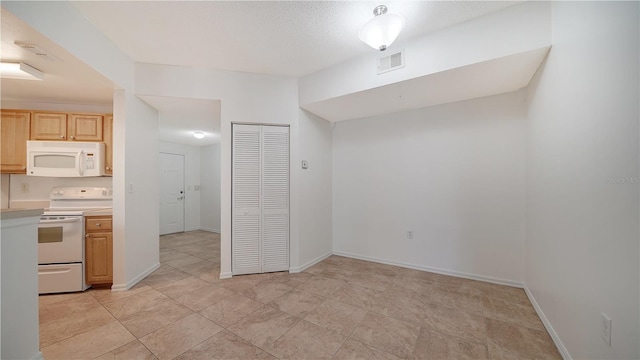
<box><xmin>85</xmin><ymin>216</ymin><xmax>113</xmax><ymax>285</ymax></box>
<box><xmin>69</xmin><ymin>114</ymin><xmax>103</xmax><ymax>141</ymax></box>
<box><xmin>31</xmin><ymin>112</ymin><xmax>67</xmax><ymax>140</ymax></box>
<box><xmin>103</xmin><ymin>115</ymin><xmax>113</xmax><ymax>175</ymax></box>
<box><xmin>31</xmin><ymin>112</ymin><xmax>103</xmax><ymax>141</ymax></box>
<box><xmin>1</xmin><ymin>110</ymin><xmax>31</xmax><ymax>173</ymax></box>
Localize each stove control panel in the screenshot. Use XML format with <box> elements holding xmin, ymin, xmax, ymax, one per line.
<box><xmin>50</xmin><ymin>187</ymin><xmax>113</xmax><ymax>200</ymax></box>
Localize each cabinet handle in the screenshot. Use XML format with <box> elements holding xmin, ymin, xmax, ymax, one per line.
<box><xmin>85</xmin><ymin>234</ymin><xmax>90</xmax><ymax>238</ymax></box>
<box><xmin>96</xmin><ymin>223</ymin><xmax>101</xmax><ymax>227</ymax></box>
<box><xmin>70</xmin><ymin>136</ymin><xmax>75</xmax><ymax>140</ymax></box>
<box><xmin>22</xmin><ymin>166</ymin><xmax>26</xmax><ymax>170</ymax></box>
<box><xmin>59</xmin><ymin>135</ymin><xmax>64</xmax><ymax>139</ymax></box>
<box><xmin>106</xmin><ymin>167</ymin><xmax>111</xmax><ymax>170</ymax></box>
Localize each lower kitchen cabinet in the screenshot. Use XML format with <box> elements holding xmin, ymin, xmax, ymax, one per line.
<box><xmin>85</xmin><ymin>216</ymin><xmax>113</xmax><ymax>284</ymax></box>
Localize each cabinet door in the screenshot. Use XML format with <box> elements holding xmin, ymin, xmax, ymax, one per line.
<box><xmin>103</xmin><ymin>115</ymin><xmax>113</xmax><ymax>175</ymax></box>
<box><xmin>31</xmin><ymin>112</ymin><xmax>67</xmax><ymax>140</ymax></box>
<box><xmin>85</xmin><ymin>232</ymin><xmax>113</xmax><ymax>284</ymax></box>
<box><xmin>0</xmin><ymin>111</ymin><xmax>30</xmax><ymax>173</ymax></box>
<box><xmin>69</xmin><ymin>114</ymin><xmax>103</xmax><ymax>141</ymax></box>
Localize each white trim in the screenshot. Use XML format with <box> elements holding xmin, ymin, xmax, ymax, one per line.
<box><xmin>289</xmin><ymin>251</ymin><xmax>333</xmax><ymax>273</ymax></box>
<box><xmin>524</xmin><ymin>285</ymin><xmax>572</xmax><ymax>360</ymax></box>
<box><xmin>110</xmin><ymin>262</ymin><xmax>160</xmax><ymax>292</ymax></box>
<box><xmin>200</xmin><ymin>227</ymin><xmax>220</xmax><ymax>233</ymax></box>
<box><xmin>219</xmin><ymin>271</ymin><xmax>232</xmax><ymax>279</ymax></box>
<box><xmin>333</xmin><ymin>250</ymin><xmax>524</xmax><ymax>288</ymax></box>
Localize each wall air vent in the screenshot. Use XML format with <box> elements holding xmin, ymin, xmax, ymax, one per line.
<box><xmin>377</xmin><ymin>50</ymin><xmax>404</xmax><ymax>74</ymax></box>
<box><xmin>14</xmin><ymin>42</ymin><xmax>62</xmax><ymax>62</ymax></box>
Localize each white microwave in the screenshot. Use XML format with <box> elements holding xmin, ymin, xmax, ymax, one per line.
<box><xmin>27</xmin><ymin>141</ymin><xmax>105</xmax><ymax>177</ymax></box>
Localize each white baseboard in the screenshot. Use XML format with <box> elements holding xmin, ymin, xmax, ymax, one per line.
<box><xmin>333</xmin><ymin>250</ymin><xmax>524</xmax><ymax>288</ymax></box>
<box><xmin>289</xmin><ymin>251</ymin><xmax>333</xmax><ymax>273</ymax></box>
<box><xmin>200</xmin><ymin>227</ymin><xmax>220</xmax><ymax>233</ymax></box>
<box><xmin>524</xmin><ymin>285</ymin><xmax>571</xmax><ymax>360</ymax></box>
<box><xmin>111</xmin><ymin>262</ymin><xmax>161</xmax><ymax>292</ymax></box>
<box><xmin>219</xmin><ymin>271</ymin><xmax>232</xmax><ymax>279</ymax></box>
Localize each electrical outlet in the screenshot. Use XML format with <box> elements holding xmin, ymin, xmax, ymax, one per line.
<box><xmin>601</xmin><ymin>313</ymin><xmax>612</xmax><ymax>346</ymax></box>
<box><xmin>20</xmin><ymin>183</ymin><xmax>29</xmax><ymax>193</ymax></box>
<box><xmin>407</xmin><ymin>230</ymin><xmax>414</xmax><ymax>240</ymax></box>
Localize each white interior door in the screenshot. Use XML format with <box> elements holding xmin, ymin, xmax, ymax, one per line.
<box><xmin>160</xmin><ymin>153</ymin><xmax>185</xmax><ymax>235</ymax></box>
<box><xmin>232</xmin><ymin>124</ymin><xmax>289</xmax><ymax>275</ymax></box>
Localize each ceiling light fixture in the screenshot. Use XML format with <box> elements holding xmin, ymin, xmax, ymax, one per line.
<box><xmin>193</xmin><ymin>131</ymin><xmax>205</xmax><ymax>139</ymax></box>
<box><xmin>0</xmin><ymin>61</ymin><xmax>44</xmax><ymax>80</ymax></box>
<box><xmin>359</xmin><ymin>5</ymin><xmax>405</xmax><ymax>51</ymax></box>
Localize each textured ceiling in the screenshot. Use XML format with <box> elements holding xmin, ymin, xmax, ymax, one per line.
<box><xmin>0</xmin><ymin>8</ymin><xmax>114</xmax><ymax>106</ymax></box>
<box><xmin>1</xmin><ymin>1</ymin><xmax>520</xmax><ymax>146</ymax></box>
<box><xmin>72</xmin><ymin>1</ymin><xmax>519</xmax><ymax>77</ymax></box>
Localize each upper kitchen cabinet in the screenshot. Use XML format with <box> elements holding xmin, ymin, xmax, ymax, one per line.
<box><xmin>69</xmin><ymin>114</ymin><xmax>103</xmax><ymax>141</ymax></box>
<box><xmin>103</xmin><ymin>115</ymin><xmax>113</xmax><ymax>175</ymax></box>
<box><xmin>31</xmin><ymin>112</ymin><xmax>103</xmax><ymax>141</ymax></box>
<box><xmin>31</xmin><ymin>112</ymin><xmax>67</xmax><ymax>140</ymax></box>
<box><xmin>1</xmin><ymin>110</ymin><xmax>31</xmax><ymax>173</ymax></box>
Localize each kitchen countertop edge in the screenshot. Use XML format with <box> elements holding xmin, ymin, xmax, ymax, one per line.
<box><xmin>1</xmin><ymin>208</ymin><xmax>44</xmax><ymax>220</ymax></box>
<box><xmin>83</xmin><ymin>209</ymin><xmax>113</xmax><ymax>216</ymax></box>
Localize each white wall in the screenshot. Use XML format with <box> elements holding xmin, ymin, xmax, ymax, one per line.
<box><xmin>136</xmin><ymin>63</ymin><xmax>300</xmax><ymax>278</ymax></box>
<box><xmin>200</xmin><ymin>144</ymin><xmax>221</xmax><ymax>233</ymax></box>
<box><xmin>7</xmin><ymin>174</ymin><xmax>112</xmax><ymax>206</ymax></box>
<box><xmin>525</xmin><ymin>2</ymin><xmax>639</xmax><ymax>359</ymax></box>
<box><xmin>299</xmin><ymin>1</ymin><xmax>551</xmax><ymax>106</ymax></box>
<box><xmin>4</xmin><ymin>2</ymin><xmax>161</xmax><ymax>290</ymax></box>
<box><xmin>296</xmin><ymin>110</ymin><xmax>333</xmax><ymax>269</ymax></box>
<box><xmin>159</xmin><ymin>141</ymin><xmax>202</xmax><ymax>231</ymax></box>
<box><xmin>333</xmin><ymin>91</ymin><xmax>527</xmax><ymax>284</ymax></box>
<box><xmin>119</xmin><ymin>93</ymin><xmax>160</xmax><ymax>287</ymax></box>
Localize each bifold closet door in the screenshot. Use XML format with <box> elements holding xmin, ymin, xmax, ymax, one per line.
<box><xmin>232</xmin><ymin>124</ymin><xmax>289</xmax><ymax>275</ymax></box>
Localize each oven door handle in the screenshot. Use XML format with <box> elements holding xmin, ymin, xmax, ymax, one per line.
<box><xmin>40</xmin><ymin>218</ymin><xmax>82</xmax><ymax>224</ymax></box>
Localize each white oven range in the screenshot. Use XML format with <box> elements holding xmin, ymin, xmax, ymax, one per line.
<box><xmin>38</xmin><ymin>186</ymin><xmax>112</xmax><ymax>294</ymax></box>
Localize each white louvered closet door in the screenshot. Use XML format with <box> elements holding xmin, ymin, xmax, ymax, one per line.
<box><xmin>232</xmin><ymin>124</ymin><xmax>289</xmax><ymax>275</ymax></box>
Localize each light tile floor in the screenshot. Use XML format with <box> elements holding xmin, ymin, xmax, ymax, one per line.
<box><xmin>39</xmin><ymin>230</ymin><xmax>561</xmax><ymax>359</ymax></box>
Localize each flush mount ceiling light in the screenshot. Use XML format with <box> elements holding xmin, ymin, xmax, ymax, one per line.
<box><xmin>359</xmin><ymin>5</ymin><xmax>405</xmax><ymax>51</ymax></box>
<box><xmin>193</xmin><ymin>131</ymin><xmax>205</xmax><ymax>139</ymax></box>
<box><xmin>0</xmin><ymin>61</ymin><xmax>44</xmax><ymax>80</ymax></box>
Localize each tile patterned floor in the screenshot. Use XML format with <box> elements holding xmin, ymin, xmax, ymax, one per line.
<box><xmin>38</xmin><ymin>230</ymin><xmax>561</xmax><ymax>359</ymax></box>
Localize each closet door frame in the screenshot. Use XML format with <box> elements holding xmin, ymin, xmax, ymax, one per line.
<box><xmin>231</xmin><ymin>123</ymin><xmax>290</xmax><ymax>275</ymax></box>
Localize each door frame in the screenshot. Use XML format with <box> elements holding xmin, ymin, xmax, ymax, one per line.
<box><xmin>159</xmin><ymin>151</ymin><xmax>186</xmax><ymax>235</ymax></box>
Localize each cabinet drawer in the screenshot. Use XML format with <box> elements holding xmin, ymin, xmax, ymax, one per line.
<box><xmin>85</xmin><ymin>218</ymin><xmax>112</xmax><ymax>231</ymax></box>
